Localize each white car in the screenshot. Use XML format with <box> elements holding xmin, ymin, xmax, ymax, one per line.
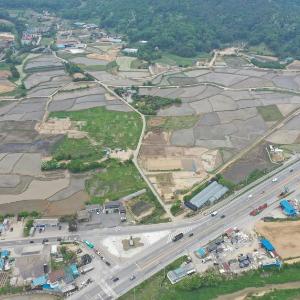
<box><xmin>211</xmin><ymin>211</ymin><xmax>218</xmax><ymax>217</ymax></box>
<box><xmin>248</xmin><ymin>194</ymin><xmax>253</xmax><ymax>198</ymax></box>
<box><xmin>272</xmin><ymin>178</ymin><xmax>278</xmax><ymax>182</ymax></box>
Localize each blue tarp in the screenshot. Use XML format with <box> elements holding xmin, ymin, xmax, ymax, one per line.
<box><xmin>70</xmin><ymin>264</ymin><xmax>79</xmax><ymax>277</ymax></box>
<box><xmin>0</xmin><ymin>258</ymin><xmax>4</xmax><ymax>270</ymax></box>
<box><xmin>1</xmin><ymin>250</ymin><xmax>9</xmax><ymax>258</ymax></box>
<box><xmin>261</xmin><ymin>239</ymin><xmax>275</xmax><ymax>251</ymax></box>
<box><xmin>32</xmin><ymin>275</ymin><xmax>48</xmax><ymax>287</ymax></box>
<box><xmin>196</xmin><ymin>247</ymin><xmax>206</xmax><ymax>257</ymax></box>
<box><xmin>280</xmin><ymin>200</ymin><xmax>297</xmax><ymax>216</ymax></box>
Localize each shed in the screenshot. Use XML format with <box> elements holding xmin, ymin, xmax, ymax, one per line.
<box><xmin>167</xmin><ymin>263</ymin><xmax>196</xmax><ymax>284</ymax></box>
<box><xmin>280</xmin><ymin>200</ymin><xmax>297</xmax><ymax>216</ymax></box>
<box><xmin>261</xmin><ymin>239</ymin><xmax>275</xmax><ymax>251</ymax></box>
<box><xmin>186</xmin><ymin>181</ymin><xmax>229</xmax><ymax>210</ymax></box>
<box><xmin>1</xmin><ymin>250</ymin><xmax>10</xmax><ymax>258</ymax></box>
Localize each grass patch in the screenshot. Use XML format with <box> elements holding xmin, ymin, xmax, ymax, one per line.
<box><xmin>84</xmin><ymin>64</ymin><xmax>107</xmax><ymax>71</ymax></box>
<box><xmin>257</xmin><ymin>105</ymin><xmax>283</xmax><ymax>122</ymax></box>
<box><xmin>130</xmin><ymin>58</ymin><xmax>148</xmax><ymax>69</ymax></box>
<box><xmin>86</xmin><ymin>160</ymin><xmax>148</xmax><ymax>204</ymax></box>
<box><xmin>251</xmin><ymin>58</ymin><xmax>285</xmax><ymax>69</ymax></box>
<box><xmin>40</xmin><ymin>37</ymin><xmax>53</xmax><ymax>46</ymax></box>
<box><xmin>148</xmin><ymin>115</ymin><xmax>199</xmax><ymax>131</ymax></box>
<box><xmin>155</xmin><ymin>52</ymin><xmax>210</xmax><ymax>67</ymax></box>
<box><xmin>121</xmin><ymin>262</ymin><xmax>300</xmax><ymax>300</ymax></box>
<box><xmin>85</xmin><ymin>160</ymin><xmax>167</xmax><ymax>223</ymax></box>
<box><xmin>0</xmin><ymin>63</ymin><xmax>10</xmax><ymax>70</ymax></box>
<box><xmin>50</xmin><ymin>107</ymin><xmax>142</xmax><ymax>150</ymax></box>
<box><xmin>250</xmin><ymin>288</ymin><xmax>300</xmax><ymax>299</ymax></box>
<box><xmin>53</xmin><ymin>136</ymin><xmax>104</xmax><ymax>161</ymax></box>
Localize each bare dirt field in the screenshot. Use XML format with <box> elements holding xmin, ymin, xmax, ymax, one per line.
<box><xmin>255</xmin><ymin>220</ymin><xmax>300</xmax><ymax>259</ymax></box>
<box><xmin>0</xmin><ymin>80</ymin><xmax>15</xmax><ymax>93</ymax></box>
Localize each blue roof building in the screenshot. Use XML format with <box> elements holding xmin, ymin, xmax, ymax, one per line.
<box><xmin>280</xmin><ymin>200</ymin><xmax>297</xmax><ymax>216</ymax></box>
<box><xmin>261</xmin><ymin>239</ymin><xmax>275</xmax><ymax>252</ymax></box>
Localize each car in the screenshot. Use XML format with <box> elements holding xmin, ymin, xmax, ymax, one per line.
<box><xmin>130</xmin><ymin>275</ymin><xmax>136</xmax><ymax>281</ymax></box>
<box><xmin>272</xmin><ymin>178</ymin><xmax>278</xmax><ymax>182</ymax></box>
<box><xmin>57</xmin><ymin>237</ymin><xmax>62</xmax><ymax>241</ymax></box>
<box><xmin>220</xmin><ymin>214</ymin><xmax>226</xmax><ymax>219</ymax></box>
<box><xmin>42</xmin><ymin>238</ymin><xmax>49</xmax><ymax>243</ymax></box>
<box><xmin>29</xmin><ymin>240</ymin><xmax>34</xmax><ymax>243</ymax></box>
<box><xmin>188</xmin><ymin>233</ymin><xmax>194</xmax><ymax>237</ymax></box>
<box><xmin>96</xmin><ymin>211</ymin><xmax>100</xmax><ymax>215</ymax></box>
<box><xmin>290</xmin><ymin>169</ymin><xmax>294</xmax><ymax>173</ymax></box>
<box><xmin>211</xmin><ymin>211</ymin><xmax>218</xmax><ymax>217</ymax></box>
<box><xmin>248</xmin><ymin>194</ymin><xmax>253</xmax><ymax>198</ymax></box>
<box><xmin>112</xmin><ymin>277</ymin><xmax>119</xmax><ymax>282</ymax></box>
<box><xmin>105</xmin><ymin>261</ymin><xmax>111</xmax><ymax>266</ymax></box>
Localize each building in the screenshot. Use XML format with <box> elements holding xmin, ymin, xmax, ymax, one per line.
<box><xmin>261</xmin><ymin>258</ymin><xmax>282</xmax><ymax>269</ymax></box>
<box><xmin>261</xmin><ymin>239</ymin><xmax>275</xmax><ymax>252</ymax></box>
<box><xmin>103</xmin><ymin>201</ymin><xmax>125</xmax><ymax>214</ymax></box>
<box><xmin>167</xmin><ymin>263</ymin><xmax>196</xmax><ymax>284</ymax></box>
<box><xmin>185</xmin><ymin>181</ymin><xmax>229</xmax><ymax>211</ymax></box>
<box><xmin>280</xmin><ymin>199</ymin><xmax>297</xmax><ymax>216</ymax></box>
<box><xmin>122</xmin><ymin>48</ymin><xmax>138</xmax><ymax>54</ymax></box>
<box><xmin>77</xmin><ymin>210</ymin><xmax>90</xmax><ymax>222</ymax></box>
<box><xmin>31</xmin><ymin>275</ymin><xmax>48</xmax><ymax>289</ymax></box>
<box><xmin>195</xmin><ymin>247</ymin><xmax>206</xmax><ymax>258</ymax></box>
<box><xmin>85</xmin><ymin>204</ymin><xmax>101</xmax><ymax>212</ymax></box>
<box><xmin>34</xmin><ymin>218</ymin><xmax>59</xmax><ymax>228</ymax></box>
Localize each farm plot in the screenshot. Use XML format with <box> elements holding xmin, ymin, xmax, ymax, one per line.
<box><xmin>23</xmin><ymin>69</ymin><xmax>69</xmax><ymax>89</ymax></box>
<box><xmin>90</xmin><ymin>71</ymin><xmax>143</xmax><ymax>86</ymax></box>
<box><xmin>256</xmin><ymin>221</ymin><xmax>300</xmax><ymax>260</ymax></box>
<box><xmin>24</xmin><ymin>55</ymin><xmax>64</xmax><ymax>73</ymax></box>
<box><xmin>70</xmin><ymin>56</ymin><xmax>108</xmax><ymax>66</ymax></box>
<box><xmin>0</xmin><ymin>78</ymin><xmax>15</xmax><ymax>94</ymax></box>
<box><xmin>138</xmin><ymin>81</ymin><xmax>300</xmax><ymax>201</ymax></box>
<box><xmin>116</xmin><ymin>56</ymin><xmax>136</xmax><ymax>71</ymax></box>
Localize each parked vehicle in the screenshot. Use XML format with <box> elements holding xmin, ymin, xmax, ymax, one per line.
<box><xmin>211</xmin><ymin>211</ymin><xmax>218</xmax><ymax>217</ymax></box>
<box><xmin>172</xmin><ymin>232</ymin><xmax>184</xmax><ymax>242</ymax></box>
<box><xmin>250</xmin><ymin>203</ymin><xmax>268</xmax><ymax>216</ymax></box>
<box><xmin>188</xmin><ymin>233</ymin><xmax>194</xmax><ymax>237</ymax></box>
<box><xmin>83</xmin><ymin>240</ymin><xmax>94</xmax><ymax>249</ymax></box>
<box><xmin>112</xmin><ymin>277</ymin><xmax>119</xmax><ymax>282</ymax></box>
<box><xmin>80</xmin><ymin>265</ymin><xmax>94</xmax><ymax>274</ymax></box>
<box><xmin>130</xmin><ymin>275</ymin><xmax>136</xmax><ymax>281</ymax></box>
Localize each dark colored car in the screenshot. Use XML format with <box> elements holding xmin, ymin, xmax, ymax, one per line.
<box><xmin>29</xmin><ymin>240</ymin><xmax>34</xmax><ymax>243</ymax></box>
<box><xmin>112</xmin><ymin>277</ymin><xmax>119</xmax><ymax>282</ymax></box>
<box><xmin>42</xmin><ymin>238</ymin><xmax>49</xmax><ymax>243</ymax></box>
<box><xmin>105</xmin><ymin>261</ymin><xmax>111</xmax><ymax>266</ymax></box>
<box><xmin>188</xmin><ymin>233</ymin><xmax>194</xmax><ymax>237</ymax></box>
<box><xmin>220</xmin><ymin>214</ymin><xmax>226</xmax><ymax>219</ymax></box>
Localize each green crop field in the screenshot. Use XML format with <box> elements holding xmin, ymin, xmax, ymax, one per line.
<box><xmin>50</xmin><ymin>107</ymin><xmax>142</xmax><ymax>150</ymax></box>
<box><xmin>257</xmin><ymin>105</ymin><xmax>283</xmax><ymax>122</ymax></box>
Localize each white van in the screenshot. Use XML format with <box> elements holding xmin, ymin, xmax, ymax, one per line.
<box><xmin>211</xmin><ymin>211</ymin><xmax>218</xmax><ymax>217</ymax></box>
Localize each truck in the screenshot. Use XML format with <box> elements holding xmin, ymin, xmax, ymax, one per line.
<box><xmin>250</xmin><ymin>203</ymin><xmax>268</xmax><ymax>216</ymax></box>
<box><xmin>80</xmin><ymin>265</ymin><xmax>94</xmax><ymax>274</ymax></box>
<box><xmin>172</xmin><ymin>232</ymin><xmax>184</xmax><ymax>242</ymax></box>
<box><xmin>83</xmin><ymin>240</ymin><xmax>94</xmax><ymax>249</ymax></box>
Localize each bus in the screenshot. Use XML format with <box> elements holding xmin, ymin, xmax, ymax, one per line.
<box><xmin>83</xmin><ymin>240</ymin><xmax>94</xmax><ymax>249</ymax></box>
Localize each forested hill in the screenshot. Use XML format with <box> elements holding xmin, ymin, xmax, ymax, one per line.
<box><xmin>1</xmin><ymin>0</ymin><xmax>300</xmax><ymax>58</ymax></box>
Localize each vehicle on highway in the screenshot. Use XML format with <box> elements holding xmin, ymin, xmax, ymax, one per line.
<box><xmin>188</xmin><ymin>232</ymin><xmax>194</xmax><ymax>237</ymax></box>
<box><xmin>130</xmin><ymin>275</ymin><xmax>136</xmax><ymax>281</ymax></box>
<box><xmin>83</xmin><ymin>240</ymin><xmax>94</xmax><ymax>249</ymax></box>
<box><xmin>29</xmin><ymin>240</ymin><xmax>34</xmax><ymax>243</ymax></box>
<box><xmin>248</xmin><ymin>194</ymin><xmax>253</xmax><ymax>198</ymax></box>
<box><xmin>105</xmin><ymin>261</ymin><xmax>111</xmax><ymax>266</ymax></box>
<box><xmin>220</xmin><ymin>214</ymin><xmax>226</xmax><ymax>219</ymax></box>
<box><xmin>211</xmin><ymin>211</ymin><xmax>218</xmax><ymax>217</ymax></box>
<box><xmin>172</xmin><ymin>232</ymin><xmax>184</xmax><ymax>242</ymax></box>
<box><xmin>272</xmin><ymin>177</ymin><xmax>278</xmax><ymax>182</ymax></box>
<box><xmin>112</xmin><ymin>277</ymin><xmax>119</xmax><ymax>282</ymax></box>
<box><xmin>290</xmin><ymin>169</ymin><xmax>294</xmax><ymax>173</ymax></box>
<box><xmin>57</xmin><ymin>237</ymin><xmax>62</xmax><ymax>241</ymax></box>
<box><xmin>42</xmin><ymin>238</ymin><xmax>49</xmax><ymax>244</ymax></box>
